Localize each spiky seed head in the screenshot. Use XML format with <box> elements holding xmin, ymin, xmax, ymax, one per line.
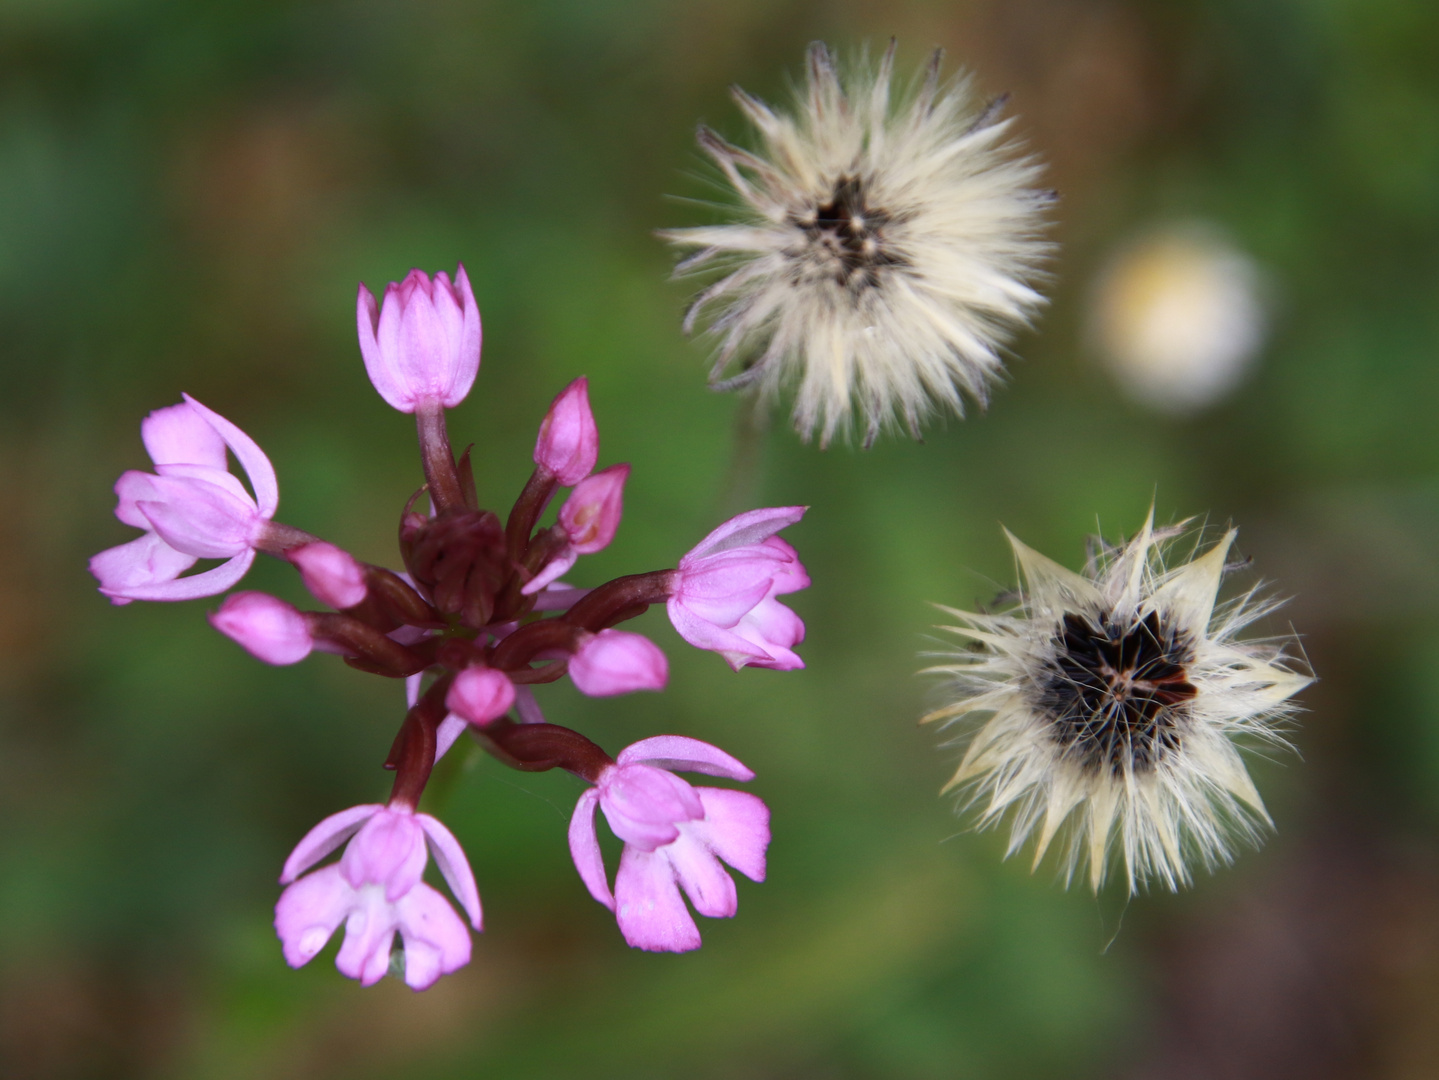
<box><xmin>922</xmin><ymin>511</ymin><xmax>1311</xmax><ymax>894</ymax></box>
<box><xmin>662</xmin><ymin>41</ymin><xmax>1053</xmax><ymax>448</ymax></box>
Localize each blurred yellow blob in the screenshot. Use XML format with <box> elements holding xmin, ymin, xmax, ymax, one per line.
<box><xmin>1091</xmin><ymin>225</ymin><xmax>1266</xmax><ymax>412</ymax></box>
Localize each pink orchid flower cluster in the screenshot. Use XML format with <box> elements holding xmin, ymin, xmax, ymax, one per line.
<box><xmin>90</xmin><ymin>265</ymin><xmax>809</xmax><ymax>990</ymax></box>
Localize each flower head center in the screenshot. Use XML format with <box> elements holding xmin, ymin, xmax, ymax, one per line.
<box><xmin>1037</xmin><ymin>610</ymin><xmax>1197</xmax><ymax>775</ymax></box>
<box><xmin>792</xmin><ymin>174</ymin><xmax>907</xmax><ymax>290</ymax></box>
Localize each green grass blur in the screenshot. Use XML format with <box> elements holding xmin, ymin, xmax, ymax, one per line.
<box><xmin>3</xmin><ymin>1</ymin><xmax>1438</xmax><ymax>1077</ymax></box>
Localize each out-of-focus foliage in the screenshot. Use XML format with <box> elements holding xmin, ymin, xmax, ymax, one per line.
<box><xmin>2</xmin><ymin>1</ymin><xmax>1438</xmax><ymax>1077</ymax></box>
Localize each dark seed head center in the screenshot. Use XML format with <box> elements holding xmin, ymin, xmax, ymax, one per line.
<box><xmin>1036</xmin><ymin>609</ymin><xmax>1197</xmax><ymax>775</ymax></box>
<box><xmin>792</xmin><ymin>174</ymin><xmax>907</xmax><ymax>289</ymax></box>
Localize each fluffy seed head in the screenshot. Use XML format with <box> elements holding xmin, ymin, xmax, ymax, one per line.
<box><xmin>923</xmin><ymin>512</ymin><xmax>1311</xmax><ymax>894</ymax></box>
<box><xmin>662</xmin><ymin>41</ymin><xmax>1052</xmax><ymax>447</ymax></box>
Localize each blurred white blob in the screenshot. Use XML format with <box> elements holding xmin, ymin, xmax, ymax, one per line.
<box><xmin>1090</xmin><ymin>225</ymin><xmax>1266</xmax><ymax>413</ymax></box>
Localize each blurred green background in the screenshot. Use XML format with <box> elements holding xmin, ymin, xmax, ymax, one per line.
<box><xmin>4</xmin><ymin>0</ymin><xmax>1439</xmax><ymax>1077</ymax></box>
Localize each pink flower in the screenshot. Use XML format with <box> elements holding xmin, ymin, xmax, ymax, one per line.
<box><xmin>534</xmin><ymin>377</ymin><xmax>598</xmax><ymax>485</ymax></box>
<box><xmin>568</xmin><ymin>736</ymin><xmax>769</xmax><ymax>952</ymax></box>
<box><xmin>209</xmin><ymin>592</ymin><xmax>313</xmax><ymax>665</ymax></box>
<box><xmin>288</xmin><ymin>541</ymin><xmax>367</xmax><ymax>609</ymax></box>
<box><xmin>357</xmin><ymin>266</ymin><xmax>482</xmax><ymax>413</ymax></box>
<box><xmin>274</xmin><ymin>804</ymin><xmax>482</xmax><ymax>990</ymax></box>
<box><xmin>667</xmin><ymin>506</ymin><xmax>809</xmax><ymax>671</ymax></box>
<box><xmin>522</xmin><ymin>464</ymin><xmax>629</xmax><ymax>595</ymax></box>
<box><xmin>568</xmin><ymin>629</ymin><xmax>667</xmax><ymax>696</ymax></box>
<box><xmin>89</xmin><ymin>396</ymin><xmax>279</xmax><ymax>604</ymax></box>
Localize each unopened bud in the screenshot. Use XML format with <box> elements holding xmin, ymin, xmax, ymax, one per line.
<box><xmin>446</xmin><ymin>667</ymin><xmax>516</xmax><ymax>726</ymax></box>
<box><xmin>288</xmin><ymin>542</ymin><xmax>368</xmax><ymax>609</ymax></box>
<box><xmin>534</xmin><ymin>377</ymin><xmax>598</xmax><ymax>485</ymax></box>
<box><xmin>357</xmin><ymin>265</ymin><xmax>482</xmax><ymax>413</ymax></box>
<box><xmin>559</xmin><ymin>464</ymin><xmax>628</xmax><ymax>555</ymax></box>
<box><xmin>568</xmin><ymin>629</ymin><xmax>668</xmax><ymax>696</ymax></box>
<box><xmin>209</xmin><ymin>591</ymin><xmax>313</xmax><ymax>665</ymax></box>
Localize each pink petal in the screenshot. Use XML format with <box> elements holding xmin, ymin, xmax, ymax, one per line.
<box><xmin>90</xmin><ymin>532</ymin><xmax>198</xmax><ymax>602</ymax></box>
<box><xmin>614</xmin><ymin>846</ymin><xmax>701</xmax><ymax>952</ymax></box>
<box><xmin>136</xmin><ymin>475</ymin><xmax>256</xmax><ymax>559</ymax></box>
<box><xmin>430</xmin><ymin>269</ymin><xmax>464</xmax><ymax>358</ymax></box>
<box><xmin>671</xmin><ymin>568</ymin><xmax>775</xmax><ymax>628</ymax></box>
<box><xmin>445</xmin><ymin>263</ymin><xmax>482</xmax><ymax>407</ymax></box>
<box><xmin>433</xmin><ymin>713</ymin><xmax>468</xmax><ymax>763</ymax></box>
<box><xmin>340</xmin><ymin>809</ymin><xmax>427</xmax><ymax>900</ymax></box>
<box><xmin>665</xmin><ymin>831</ymin><xmax>738</xmax><ymax>918</ymax></box>
<box><xmin>394</xmin><ymin>882</ymin><xmax>473</xmax><ymax>989</ymax></box>
<box><xmin>274</xmin><ymin>864</ymin><xmax>356</xmax><ymax>969</ymax></box>
<box><xmin>373</xmin><ymin>279</ymin><xmax>413</xmax><ymax>409</ymax></box>
<box><xmin>692</xmin><ymin>787</ymin><xmax>769</xmax><ymax>882</ymax></box>
<box><xmin>760</xmin><ymin>537</ymin><xmax>810</xmax><ymax>594</ymax></box>
<box><xmin>181</xmin><ymin>394</ymin><xmax>279</xmax><ymax>517</ymax></box>
<box><xmin>520</xmin><ymin>547</ymin><xmax>577</xmax><ymax>595</ymax></box>
<box><xmin>335</xmin><ymin>890</ymin><xmax>398</xmax><ymax>986</ymax></box>
<box><xmin>148</xmin><ymin>462</ymin><xmax>254</xmax><ymax>504</ymax></box>
<box><xmin>684</xmin><ymin>506</ymin><xmax>806</xmax><ymax>562</ymax></box>
<box><xmin>113</xmin><ymin>470</ymin><xmax>164</xmax><ymax>529</ymax></box>
<box><xmin>567</xmin><ymin>788</ymin><xmax>613</xmax><ymax>909</ymax></box>
<box><xmin>666</xmin><ymin>599</ymin><xmax>773</xmax><ymax>669</ymax></box>
<box><xmin>142</xmin><ymin>402</ymin><xmax>228</xmax><ymax>470</ymax></box>
<box><xmin>513</xmin><ymin>685</ymin><xmax>546</xmax><ymax>725</ymax></box>
<box><xmin>617</xmin><ymin>736</ymin><xmax>755</xmax><ymax>781</ymax></box>
<box><xmin>727</xmin><ymin>598</ymin><xmax>806</xmax><ymax>671</ymax></box>
<box><xmin>530</xmin><ymin>584</ymin><xmax>590</xmax><ymax>612</ymax></box>
<box><xmin>100</xmin><ymin>549</ymin><xmax>256</xmax><ymax>603</ymax></box>
<box><xmin>396</xmin><ymin>277</ymin><xmax>447</xmax><ymax>399</ymax></box>
<box><xmin>280</xmin><ymin>804</ymin><xmax>383</xmax><ymax>883</ymax></box>
<box><xmin>358</xmin><ymin>282</ymin><xmax>412</xmax><ymax>412</ymax></box>
<box><xmin>602</xmin><ymin>763</ymin><xmax>704</xmax><ymax>840</ymax></box>
<box><xmin>417</xmin><ymin>813</ymin><xmax>484</xmax><ymax>929</ymax></box>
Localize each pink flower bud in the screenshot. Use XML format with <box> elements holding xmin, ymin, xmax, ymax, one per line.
<box><xmin>534</xmin><ymin>377</ymin><xmax>598</xmax><ymax>485</ymax></box>
<box><xmin>209</xmin><ymin>591</ymin><xmax>313</xmax><ymax>665</ymax></box>
<box><xmin>559</xmin><ymin>464</ymin><xmax>628</xmax><ymax>554</ymax></box>
<box><xmin>357</xmin><ymin>266</ymin><xmax>482</xmax><ymax>413</ymax></box>
<box><xmin>568</xmin><ymin>629</ymin><xmax>668</xmax><ymax>696</ymax></box>
<box><xmin>288</xmin><ymin>542</ymin><xmax>367</xmax><ymax>609</ymax></box>
<box><xmin>445</xmin><ymin>667</ymin><xmax>516</xmax><ymax>726</ymax></box>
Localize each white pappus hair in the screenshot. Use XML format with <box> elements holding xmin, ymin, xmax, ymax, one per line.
<box><xmin>923</xmin><ymin>512</ymin><xmax>1312</xmax><ymax>894</ymax></box>
<box><xmin>661</xmin><ymin>41</ymin><xmax>1053</xmax><ymax>447</ymax></box>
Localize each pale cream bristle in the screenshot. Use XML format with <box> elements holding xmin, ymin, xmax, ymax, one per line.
<box><xmin>662</xmin><ymin>41</ymin><xmax>1052</xmax><ymax>447</ymax></box>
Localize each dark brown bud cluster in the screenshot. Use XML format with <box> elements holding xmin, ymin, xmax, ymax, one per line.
<box><xmin>310</xmin><ymin>398</ymin><xmax>678</xmax><ymax>808</ymax></box>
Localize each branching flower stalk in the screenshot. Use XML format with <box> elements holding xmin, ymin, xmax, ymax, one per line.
<box><xmin>91</xmin><ymin>264</ymin><xmax>809</xmax><ymax>988</ymax></box>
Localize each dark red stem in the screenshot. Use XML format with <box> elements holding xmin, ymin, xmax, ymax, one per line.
<box><xmin>476</xmin><ymin>719</ymin><xmax>613</xmax><ymax>782</ymax></box>
<box><xmin>253</xmin><ymin>521</ymin><xmax>325</xmax><ymax>555</ymax></box>
<box><xmin>489</xmin><ymin>618</ymin><xmax>585</xmax><ymax>670</ymax></box>
<box><xmin>306</xmin><ymin>613</ymin><xmax>429</xmax><ymax>677</ymax></box>
<box><xmin>416</xmin><ymin>401</ymin><xmax>464</xmax><ymax>513</ymax></box>
<box><xmin>563</xmin><ymin>571</ymin><xmax>676</xmax><ymax>631</ymax></box>
<box><xmin>386</xmin><ymin>674</ymin><xmax>453</xmax><ymax>808</ymax></box>
<box><xmin>505</xmin><ymin>467</ymin><xmax>557</xmax><ymax>562</ymax></box>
